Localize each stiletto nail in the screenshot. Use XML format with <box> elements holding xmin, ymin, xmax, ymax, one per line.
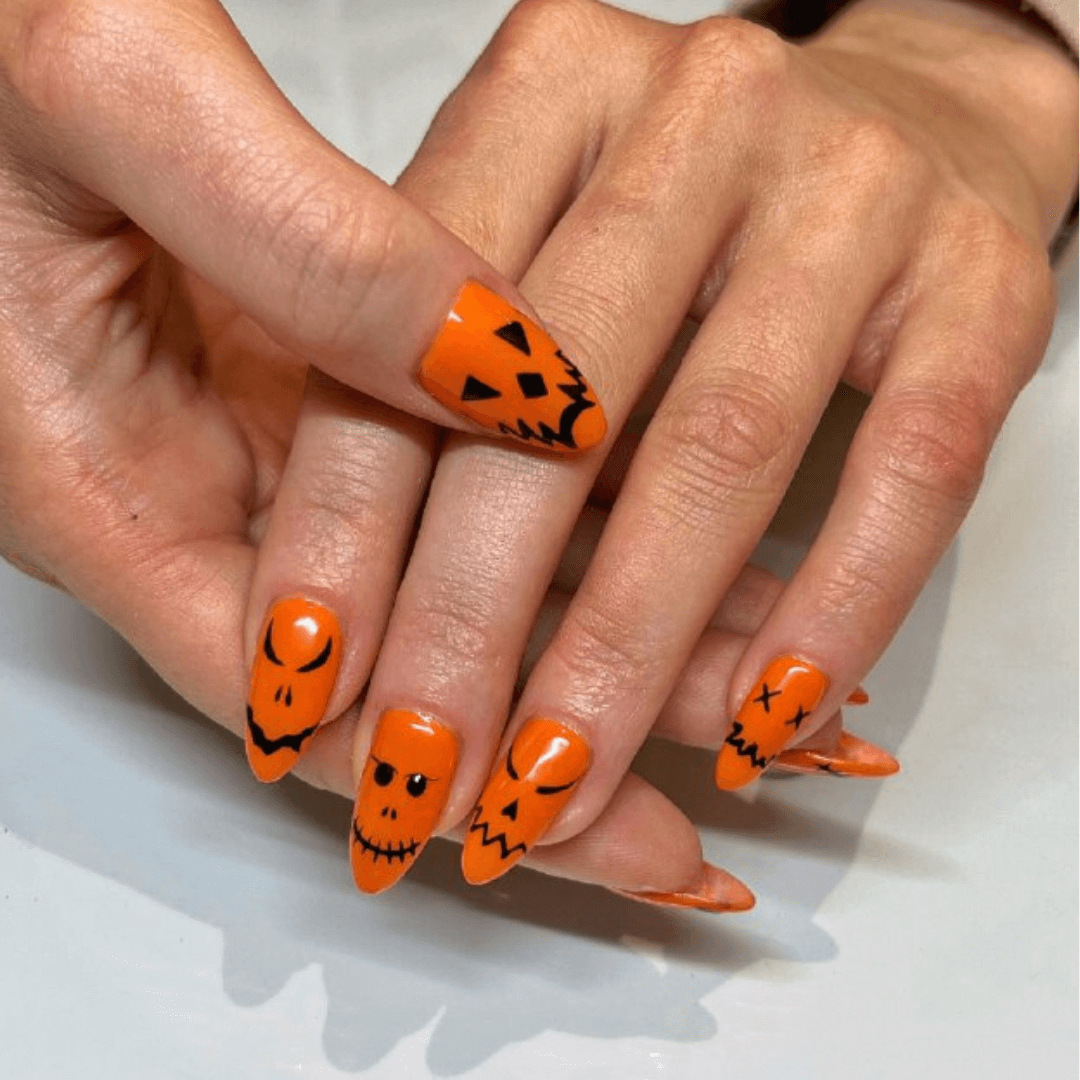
<box><xmin>714</xmin><ymin>655</ymin><xmax>829</xmax><ymax>791</ymax></box>
<box><xmin>418</xmin><ymin>280</ymin><xmax>606</xmax><ymax>454</ymax></box>
<box><xmin>610</xmin><ymin>863</ymin><xmax>756</xmax><ymax>913</ymax></box>
<box><xmin>245</xmin><ymin>598</ymin><xmax>341</xmax><ymax>783</ymax></box>
<box><xmin>774</xmin><ymin>730</ymin><xmax>900</xmax><ymax>778</ymax></box>
<box><xmin>350</xmin><ymin>710</ymin><xmax>459</xmax><ymax>894</ymax></box>
<box><xmin>462</xmin><ymin>718</ymin><xmax>590</xmax><ymax>886</ymax></box>
<box><xmin>846</xmin><ymin>686</ymin><xmax>870</xmax><ymax>706</ymax></box>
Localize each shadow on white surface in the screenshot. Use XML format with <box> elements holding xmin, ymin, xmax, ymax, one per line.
<box><xmin>0</xmin><ymin>386</ymin><xmax>955</xmax><ymax>1075</ymax></box>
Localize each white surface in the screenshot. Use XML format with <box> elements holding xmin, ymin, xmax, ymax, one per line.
<box><xmin>1</xmin><ymin>2</ymin><xmax>1076</xmax><ymax>1077</ymax></box>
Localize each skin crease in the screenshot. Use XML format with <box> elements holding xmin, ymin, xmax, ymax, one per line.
<box><xmin>0</xmin><ymin>0</ymin><xmax>1075</xmax><ymax>896</ymax></box>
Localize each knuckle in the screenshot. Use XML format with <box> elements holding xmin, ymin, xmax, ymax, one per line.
<box><xmin>485</xmin><ymin>0</ymin><xmax>600</xmax><ymax>84</ymax></box>
<box><xmin>261</xmin><ymin>185</ymin><xmax>398</xmax><ymax>351</ymax></box>
<box><xmin>5</xmin><ymin>0</ymin><xmax>105</xmax><ymax>116</ymax></box>
<box><xmin>868</xmin><ymin>388</ymin><xmax>993</xmax><ymax>508</ymax></box>
<box><xmin>553</xmin><ymin>600</ymin><xmax>662</xmax><ymax>700</ymax></box>
<box><xmin>818</xmin><ymin>117</ymin><xmax>928</xmax><ymax>203</ymax></box>
<box><xmin>812</xmin><ymin>528</ymin><xmax>905</xmax><ymax>626</ymax></box>
<box><xmin>675</xmin><ymin>16</ymin><xmax>789</xmax><ymax>98</ymax></box>
<box><xmin>945</xmin><ymin>202</ymin><xmax>1055</xmax><ymax>323</ymax></box>
<box><xmin>653</xmin><ymin>380</ymin><xmax>793</xmax><ymax>506</ymax></box>
<box><xmin>403</xmin><ymin>577</ymin><xmax>501</xmax><ymax>671</ymax></box>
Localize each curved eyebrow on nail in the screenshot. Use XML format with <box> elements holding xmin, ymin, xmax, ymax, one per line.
<box><xmin>263</xmin><ymin>621</ymin><xmax>283</xmax><ymax>665</ymax></box>
<box><xmin>536</xmin><ymin>779</ymin><xmax>578</xmax><ymax>795</ymax></box>
<box><xmin>506</xmin><ymin>743</ymin><xmax>519</xmax><ymax>781</ymax></box>
<box><xmin>297</xmin><ymin>635</ymin><xmax>334</xmax><ymax>672</ymax></box>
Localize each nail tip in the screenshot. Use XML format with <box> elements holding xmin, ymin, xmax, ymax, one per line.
<box><xmin>244</xmin><ymin>744</ymin><xmax>294</xmax><ymax>784</ymax></box>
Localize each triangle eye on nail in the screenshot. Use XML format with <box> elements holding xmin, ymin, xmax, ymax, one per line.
<box><xmin>461</xmin><ymin>375</ymin><xmax>502</xmax><ymax>402</ymax></box>
<box><xmin>494</xmin><ymin>321</ymin><xmax>531</xmax><ymax>356</ymax></box>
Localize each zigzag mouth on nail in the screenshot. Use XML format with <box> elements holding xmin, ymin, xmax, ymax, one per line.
<box><xmin>467</xmin><ymin>808</ymin><xmax>528</xmax><ymax>862</ymax></box>
<box><xmin>723</xmin><ymin>720</ymin><xmax>771</xmax><ymax>771</ymax></box>
<box><xmin>351</xmin><ymin>821</ymin><xmax>420</xmax><ymax>864</ymax></box>
<box><xmin>246</xmin><ymin>706</ymin><xmax>319</xmax><ymax>756</ymax></box>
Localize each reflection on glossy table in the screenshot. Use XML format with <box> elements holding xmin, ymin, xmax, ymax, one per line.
<box><xmin>1</xmin><ymin>2</ymin><xmax>1075</xmax><ymax>1077</ymax></box>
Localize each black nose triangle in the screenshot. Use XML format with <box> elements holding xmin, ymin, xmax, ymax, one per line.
<box><xmin>500</xmin><ymin>798</ymin><xmax>519</xmax><ymax>821</ymax></box>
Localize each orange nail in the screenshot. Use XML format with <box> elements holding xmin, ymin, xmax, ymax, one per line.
<box><xmin>846</xmin><ymin>686</ymin><xmax>871</xmax><ymax>706</ymax></box>
<box><xmin>774</xmin><ymin>730</ymin><xmax>900</xmax><ymax>778</ymax></box>
<box><xmin>462</xmin><ymin>718</ymin><xmax>590</xmax><ymax>886</ymax></box>
<box><xmin>610</xmin><ymin>863</ymin><xmax>756</xmax><ymax>913</ymax></box>
<box><xmin>714</xmin><ymin>655</ymin><xmax>829</xmax><ymax>791</ymax></box>
<box><xmin>418</xmin><ymin>280</ymin><xmax>607</xmax><ymax>454</ymax></box>
<box><xmin>350</xmin><ymin>710</ymin><xmax>459</xmax><ymax>894</ymax></box>
<box><xmin>245</xmin><ymin>598</ymin><xmax>341</xmax><ymax>783</ymax></box>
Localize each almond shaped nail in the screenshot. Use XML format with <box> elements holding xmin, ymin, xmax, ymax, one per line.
<box><xmin>350</xmin><ymin>710</ymin><xmax>459</xmax><ymax>894</ymax></box>
<box><xmin>846</xmin><ymin>686</ymin><xmax>871</xmax><ymax>706</ymax></box>
<box><xmin>714</xmin><ymin>655</ymin><xmax>829</xmax><ymax>791</ymax></box>
<box><xmin>610</xmin><ymin>863</ymin><xmax>756</xmax><ymax>913</ymax></box>
<box><xmin>462</xmin><ymin>718</ymin><xmax>590</xmax><ymax>886</ymax></box>
<box><xmin>418</xmin><ymin>280</ymin><xmax>606</xmax><ymax>454</ymax></box>
<box><xmin>245</xmin><ymin>598</ymin><xmax>341</xmax><ymax>783</ymax></box>
<box><xmin>774</xmin><ymin>730</ymin><xmax>900</xmax><ymax>778</ymax></box>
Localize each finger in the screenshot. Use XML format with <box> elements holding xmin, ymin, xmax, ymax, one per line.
<box><xmin>716</xmin><ymin>220</ymin><xmax>1054</xmax><ymax>787</ymax></box>
<box><xmin>342</xmin><ymin>8</ymin><xmax>666</xmax><ymax>892</ymax></box>
<box><xmin>0</xmin><ymin>0</ymin><xmax>605</xmax><ymax>452</ymax></box>
<box><xmin>241</xmin><ymin>371</ymin><xmax>434</xmax><ymax>782</ymax></box>
<box><xmin>476</xmin><ymin>179</ymin><xmax>910</xmax><ymax>876</ymax></box>
<box><xmin>376</xmin><ymin>25</ymin><xmax>780</xmax><ymax>888</ymax></box>
<box><xmin>294</xmin><ymin>705</ymin><xmax>753</xmax><ymax>911</ymax></box>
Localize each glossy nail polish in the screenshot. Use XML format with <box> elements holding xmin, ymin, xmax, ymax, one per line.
<box><xmin>418</xmin><ymin>280</ymin><xmax>607</xmax><ymax>454</ymax></box>
<box><xmin>714</xmin><ymin>655</ymin><xmax>829</xmax><ymax>791</ymax></box>
<box><xmin>846</xmin><ymin>686</ymin><xmax>871</xmax><ymax>706</ymax></box>
<box><xmin>462</xmin><ymin>718</ymin><xmax>590</xmax><ymax>886</ymax></box>
<box><xmin>350</xmin><ymin>710</ymin><xmax>459</xmax><ymax>894</ymax></box>
<box><xmin>610</xmin><ymin>863</ymin><xmax>756</xmax><ymax>913</ymax></box>
<box><xmin>245</xmin><ymin>598</ymin><xmax>341</xmax><ymax>783</ymax></box>
<box><xmin>774</xmin><ymin>730</ymin><xmax>900</xmax><ymax>778</ymax></box>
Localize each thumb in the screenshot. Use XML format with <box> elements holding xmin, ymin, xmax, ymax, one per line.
<box><xmin>2</xmin><ymin>0</ymin><xmax>605</xmax><ymax>455</ymax></box>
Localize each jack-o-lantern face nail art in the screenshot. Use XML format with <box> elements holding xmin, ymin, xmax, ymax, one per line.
<box><xmin>462</xmin><ymin>718</ymin><xmax>590</xmax><ymax>886</ymax></box>
<box><xmin>774</xmin><ymin>730</ymin><xmax>900</xmax><ymax>778</ymax></box>
<box><xmin>245</xmin><ymin>598</ymin><xmax>341</xmax><ymax>784</ymax></box>
<box><xmin>418</xmin><ymin>280</ymin><xmax>607</xmax><ymax>455</ymax></box>
<box><xmin>714</xmin><ymin>656</ymin><xmax>829</xmax><ymax>791</ymax></box>
<box><xmin>350</xmin><ymin>710</ymin><xmax>458</xmax><ymax>894</ymax></box>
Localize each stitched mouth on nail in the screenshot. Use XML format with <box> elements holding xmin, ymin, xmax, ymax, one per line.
<box><xmin>351</xmin><ymin>821</ymin><xmax>421</xmax><ymax>863</ymax></box>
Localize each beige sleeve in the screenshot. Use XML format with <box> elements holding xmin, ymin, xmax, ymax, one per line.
<box><xmin>730</xmin><ymin>0</ymin><xmax>1078</xmax><ymax>53</ymax></box>
<box><xmin>1036</xmin><ymin>0</ymin><xmax>1078</xmax><ymax>51</ymax></box>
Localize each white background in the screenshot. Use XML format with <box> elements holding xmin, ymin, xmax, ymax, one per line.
<box><xmin>1</xmin><ymin>2</ymin><xmax>1076</xmax><ymax>1077</ymax></box>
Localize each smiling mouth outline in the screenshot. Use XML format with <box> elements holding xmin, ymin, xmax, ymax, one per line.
<box><xmin>351</xmin><ymin>821</ymin><xmax>420</xmax><ymax>864</ymax></box>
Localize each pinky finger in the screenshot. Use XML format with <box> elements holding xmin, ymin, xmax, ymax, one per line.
<box><xmin>517</xmin><ymin>772</ymin><xmax>755</xmax><ymax>913</ymax></box>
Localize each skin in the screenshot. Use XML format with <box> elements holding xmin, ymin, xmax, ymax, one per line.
<box><xmin>254</xmin><ymin>0</ymin><xmax>1076</xmax><ymax>856</ymax></box>
<box><xmin>0</xmin><ymin>0</ymin><xmax>1074</xmax><ymax>893</ymax></box>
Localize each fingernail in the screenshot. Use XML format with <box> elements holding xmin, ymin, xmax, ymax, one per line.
<box><xmin>774</xmin><ymin>730</ymin><xmax>900</xmax><ymax>778</ymax></box>
<box><xmin>350</xmin><ymin>710</ymin><xmax>459</xmax><ymax>894</ymax></box>
<box><xmin>610</xmin><ymin>863</ymin><xmax>756</xmax><ymax>913</ymax></box>
<box><xmin>714</xmin><ymin>655</ymin><xmax>829</xmax><ymax>791</ymax></box>
<box><xmin>245</xmin><ymin>597</ymin><xmax>341</xmax><ymax>783</ymax></box>
<box><xmin>846</xmin><ymin>686</ymin><xmax>870</xmax><ymax>706</ymax></box>
<box><xmin>462</xmin><ymin>718</ymin><xmax>590</xmax><ymax>886</ymax></box>
<box><xmin>418</xmin><ymin>280</ymin><xmax>607</xmax><ymax>454</ymax></box>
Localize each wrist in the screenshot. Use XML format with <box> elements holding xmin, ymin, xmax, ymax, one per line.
<box><xmin>805</xmin><ymin>0</ymin><xmax>1079</xmax><ymax>244</ymax></box>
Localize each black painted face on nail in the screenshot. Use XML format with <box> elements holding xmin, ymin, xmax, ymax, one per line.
<box><xmin>466</xmin><ymin>742</ymin><xmax>582</xmax><ymax>863</ymax></box>
<box><xmin>247</xmin><ymin>611</ymin><xmax>338</xmax><ymax>759</ymax></box>
<box><xmin>352</xmin><ymin>752</ymin><xmax>444</xmax><ymax>868</ymax></box>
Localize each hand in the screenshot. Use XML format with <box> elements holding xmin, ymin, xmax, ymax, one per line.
<box><xmin>0</xmin><ymin>0</ymin><xmax>768</xmax><ymax>910</ymax></box>
<box><xmin>247</xmin><ymin>0</ymin><xmax>1075</xmax><ymax>890</ymax></box>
